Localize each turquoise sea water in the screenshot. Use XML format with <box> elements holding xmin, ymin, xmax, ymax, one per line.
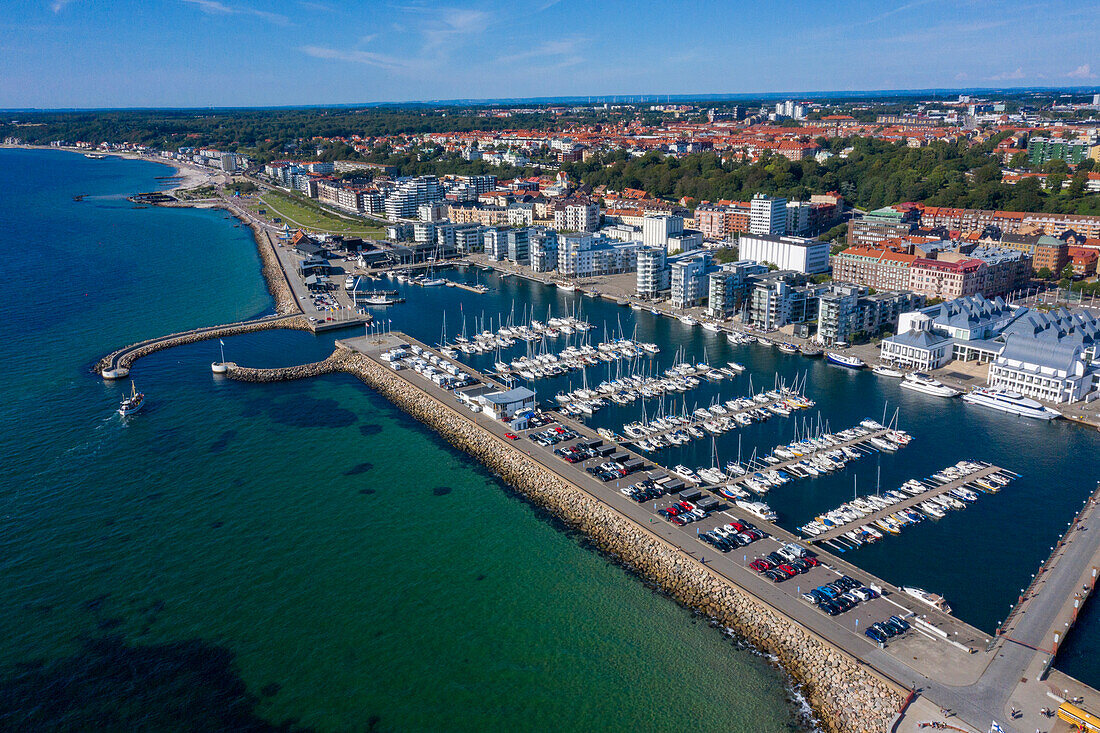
<box><xmin>0</xmin><ymin>150</ymin><xmax>807</xmax><ymax>730</ymax></box>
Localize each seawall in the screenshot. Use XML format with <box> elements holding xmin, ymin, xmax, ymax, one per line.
<box><xmin>95</xmin><ymin>314</ymin><xmax>311</xmax><ymax>376</ymax></box>
<box><xmin>225</xmin><ymin>347</ymin><xmax>907</xmax><ymax>733</ymax></box>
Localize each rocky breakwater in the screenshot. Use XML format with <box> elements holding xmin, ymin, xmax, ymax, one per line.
<box><xmin>332</xmin><ymin>349</ymin><xmax>906</xmax><ymax>733</ymax></box>
<box><xmin>223</xmin><ymin>349</ymin><xmax>349</xmax><ymax>382</ymax></box>
<box><xmin>244</xmin><ymin>219</ymin><xmax>298</xmax><ymax>316</ymax></box>
<box><xmin>96</xmin><ymin>314</ymin><xmax>312</xmax><ymax>377</ymax></box>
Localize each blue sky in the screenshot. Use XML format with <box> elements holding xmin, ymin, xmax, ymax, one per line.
<box><xmin>1</xmin><ymin>0</ymin><xmax>1097</xmax><ymax>108</ymax></box>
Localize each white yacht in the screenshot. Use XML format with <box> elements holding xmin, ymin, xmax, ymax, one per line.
<box><xmin>900</xmin><ymin>372</ymin><xmax>960</xmax><ymax>398</ymax></box>
<box><xmin>701</xmin><ymin>321</ymin><xmax>721</xmax><ymax>332</ymax></box>
<box><xmin>962</xmin><ymin>388</ymin><xmax>1061</xmax><ymax>420</ymax></box>
<box><xmin>678</xmin><ymin>315</ymin><xmax>698</xmax><ymax>326</ymax></box>
<box><xmin>901</xmin><ymin>586</ymin><xmax>952</xmax><ymax>614</ymax></box>
<box><xmin>735</xmin><ymin>499</ymin><xmax>777</xmax><ymax>522</ymax></box>
<box><xmin>871</xmin><ymin>365</ymin><xmax>904</xmax><ymax>378</ymax></box>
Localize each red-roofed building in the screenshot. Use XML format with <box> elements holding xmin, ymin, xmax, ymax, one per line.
<box><xmin>1068</xmin><ymin>246</ymin><xmax>1098</xmax><ymax>277</ymax></box>
<box><xmin>908</xmin><ymin>257</ymin><xmax>987</xmax><ymax>300</ymax></box>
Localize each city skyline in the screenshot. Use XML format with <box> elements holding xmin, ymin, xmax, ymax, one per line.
<box><xmin>3</xmin><ymin>0</ymin><xmax>1098</xmax><ymax>108</ymax></box>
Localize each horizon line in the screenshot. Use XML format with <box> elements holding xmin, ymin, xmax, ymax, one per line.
<box><xmin>4</xmin><ymin>83</ymin><xmax>1100</xmax><ymax>114</ymax></box>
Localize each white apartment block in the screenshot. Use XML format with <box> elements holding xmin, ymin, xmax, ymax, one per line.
<box><xmin>738</xmin><ymin>233</ymin><xmax>829</xmax><ymax>274</ymax></box>
<box><xmin>749</xmin><ymin>193</ymin><xmax>787</xmax><ymax>235</ymax></box>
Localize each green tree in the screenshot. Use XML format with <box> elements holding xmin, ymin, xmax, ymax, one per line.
<box><xmin>1037</xmin><ymin>266</ymin><xmax>1053</xmax><ymax>280</ymax></box>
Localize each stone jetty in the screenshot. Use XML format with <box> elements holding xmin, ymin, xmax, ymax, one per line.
<box><xmin>95</xmin><ymin>314</ymin><xmax>311</xmax><ymax>377</ymax></box>
<box><xmin>225</xmin><ymin>344</ymin><xmax>906</xmax><ymax>733</ymax></box>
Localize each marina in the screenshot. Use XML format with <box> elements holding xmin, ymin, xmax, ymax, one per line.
<box><xmin>320</xmin><ymin>328</ymin><xmax>1100</xmax><ymax>733</ymax></box>
<box><xmin>83</xmin><ymin>229</ymin><xmax>1100</xmax><ymax>733</ymax></box>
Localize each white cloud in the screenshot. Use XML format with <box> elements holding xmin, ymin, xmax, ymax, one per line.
<box><xmin>1067</xmin><ymin>64</ymin><xmax>1096</xmax><ymax>79</ymax></box>
<box><xmin>989</xmin><ymin>67</ymin><xmax>1026</xmax><ymax>81</ymax></box>
<box><xmin>496</xmin><ymin>38</ymin><xmax>585</xmax><ymax>65</ymax></box>
<box><xmin>180</xmin><ymin>0</ymin><xmax>289</xmax><ymax>26</ymax></box>
<box><xmin>50</xmin><ymin>0</ymin><xmax>75</xmax><ymax>12</ymax></box>
<box><xmin>300</xmin><ymin>44</ymin><xmax>413</xmax><ymax>72</ymax></box>
<box><xmin>954</xmin><ymin>72</ymin><xmax>968</xmax><ymax>80</ymax></box>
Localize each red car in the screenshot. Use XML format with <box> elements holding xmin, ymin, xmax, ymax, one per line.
<box><xmin>678</xmin><ymin>501</ymin><xmax>694</xmax><ymax>513</ymax></box>
<box><xmin>777</xmin><ymin>564</ymin><xmax>798</xmax><ymax>578</ymax></box>
<box><xmin>803</xmin><ymin>557</ymin><xmax>820</xmax><ymax>567</ymax></box>
<box><xmin>665</xmin><ymin>505</ymin><xmax>681</xmax><ymax>516</ymax></box>
<box><xmin>749</xmin><ymin>559</ymin><xmax>773</xmax><ymax>572</ymax></box>
<box><xmin>504</xmin><ymin>432</ymin><xmax>519</xmax><ymax>440</ymax></box>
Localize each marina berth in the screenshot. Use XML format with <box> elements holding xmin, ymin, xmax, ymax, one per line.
<box><xmin>962</xmin><ymin>388</ymin><xmax>1062</xmax><ymax>420</ymax></box>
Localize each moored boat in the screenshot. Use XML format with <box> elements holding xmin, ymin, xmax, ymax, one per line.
<box><xmin>900</xmin><ymin>372</ymin><xmax>959</xmax><ymax>398</ymax></box>
<box><xmin>826</xmin><ymin>352</ymin><xmax>865</xmax><ymax>369</ymax></box>
<box><xmin>901</xmin><ymin>586</ymin><xmax>952</xmax><ymax>614</ymax></box>
<box><xmin>962</xmin><ymin>388</ymin><xmax>1060</xmax><ymax>420</ymax></box>
<box><xmin>871</xmin><ymin>364</ymin><xmax>904</xmax><ymax>378</ymax></box>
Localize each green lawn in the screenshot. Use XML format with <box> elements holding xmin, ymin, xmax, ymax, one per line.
<box><xmin>259</xmin><ymin>190</ymin><xmax>384</xmax><ymax>237</ymax></box>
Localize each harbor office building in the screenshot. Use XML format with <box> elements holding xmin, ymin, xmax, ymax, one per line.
<box><xmin>475</xmin><ymin>387</ymin><xmax>537</xmax><ymax>429</ymax></box>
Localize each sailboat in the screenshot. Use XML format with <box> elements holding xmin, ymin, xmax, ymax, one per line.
<box><xmin>118</xmin><ymin>381</ymin><xmax>145</xmax><ymax>416</ymax></box>
<box><xmin>211</xmin><ymin>339</ymin><xmax>229</xmax><ymax>373</ymax></box>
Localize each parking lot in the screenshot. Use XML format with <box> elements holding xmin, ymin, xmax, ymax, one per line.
<box><xmin>523</xmin><ymin>416</ymin><xmax>930</xmax><ymax>651</ymax></box>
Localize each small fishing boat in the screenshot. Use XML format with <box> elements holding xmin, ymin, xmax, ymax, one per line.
<box><xmin>118</xmin><ymin>381</ymin><xmax>145</xmax><ymax>416</ymax></box>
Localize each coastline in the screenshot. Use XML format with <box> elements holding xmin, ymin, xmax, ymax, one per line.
<box><xmin>0</xmin><ymin>143</ymin><xmax>222</xmax><ymax>191</ymax></box>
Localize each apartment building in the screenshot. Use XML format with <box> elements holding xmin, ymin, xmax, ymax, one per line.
<box><xmin>670</xmin><ymin>252</ymin><xmax>715</xmax><ymax>309</ymax></box>
<box><xmin>1027</xmin><ymin>137</ymin><xmax>1091</xmax><ymax>165</ymax></box>
<box><xmin>695</xmin><ymin>201</ymin><xmax>751</xmax><ymax>240</ymax></box>
<box><xmin>738</xmin><ymin>233</ymin><xmax>830</xmax><ymax>274</ymax></box>
<box><xmin>553</xmin><ymin>199</ymin><xmax>600</xmax><ymax>232</ymax></box>
<box><xmin>706</xmin><ymin>260</ymin><xmax>769</xmax><ymax>319</ymax></box>
<box><xmin>816</xmin><ymin>284</ymin><xmax>924</xmax><ymax>345</ymax></box>
<box><xmin>636</xmin><ymin>246</ymin><xmax>670</xmax><ymax>299</ymax></box>
<box><xmin>831</xmin><ymin>246</ymin><xmax>918</xmax><ymax>291</ymax></box>
<box><xmin>749</xmin><ymin>194</ymin><xmax>787</xmax><ymax>235</ymax></box>
<box><xmin>384</xmin><ymin>176</ymin><xmax>445</xmax><ymax>219</ymax></box>
<box><xmin>529</xmin><ymin>228</ymin><xmax>559</xmax><ymax>273</ymax></box>
<box><xmin>746</xmin><ymin>272</ymin><xmax>825</xmax><ymax>330</ymax></box>
<box><xmin>846</xmin><ymin>206</ymin><xmax>921</xmax><ymax>248</ymax></box>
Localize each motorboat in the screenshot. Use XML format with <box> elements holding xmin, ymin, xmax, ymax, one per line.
<box><xmin>900</xmin><ymin>372</ymin><xmax>960</xmax><ymax>398</ymax></box>
<box><xmin>678</xmin><ymin>315</ymin><xmax>698</xmax><ymax>326</ymax></box>
<box><xmin>871</xmin><ymin>365</ymin><xmax>904</xmax><ymax>378</ymax></box>
<box><xmin>777</xmin><ymin>342</ymin><xmax>799</xmax><ymax>354</ymax></box>
<box><xmin>555</xmin><ymin>281</ymin><xmax>577</xmax><ymax>292</ymax></box>
<box><xmin>736</xmin><ymin>499</ymin><xmax>777</xmax><ymax>522</ymax></box>
<box><xmin>962</xmin><ymin>388</ymin><xmax>1061</xmax><ymax>420</ymax></box>
<box><xmin>826</xmin><ymin>352</ymin><xmax>865</xmax><ymax>369</ymax></box>
<box><xmin>800</xmin><ymin>344</ymin><xmax>823</xmax><ymax>357</ymax></box>
<box><xmin>702</xmin><ymin>321</ymin><xmax>722</xmax><ymax>333</ymax></box>
<box><xmin>901</xmin><ymin>586</ymin><xmax>952</xmax><ymax>614</ymax></box>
